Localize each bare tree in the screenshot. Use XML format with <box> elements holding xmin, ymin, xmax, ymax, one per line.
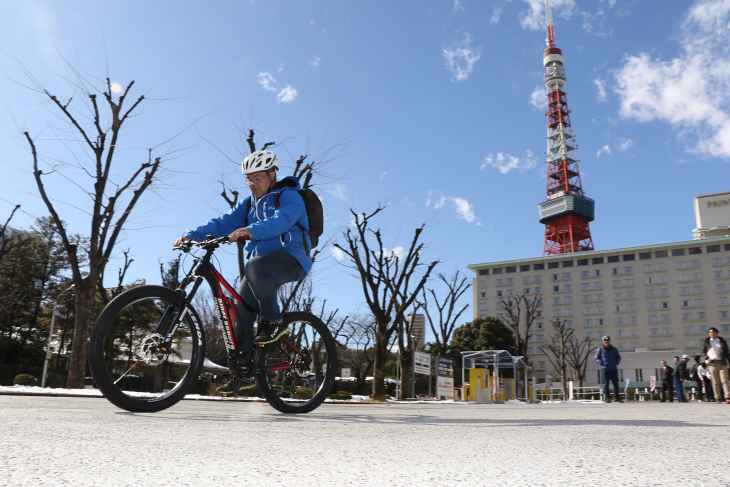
<box><xmin>565</xmin><ymin>333</ymin><xmax>596</xmax><ymax>389</ymax></box>
<box><xmin>542</xmin><ymin>319</ymin><xmax>573</xmax><ymax>396</ymax></box>
<box><xmin>22</xmin><ymin>71</ymin><xmax>177</xmax><ymax>389</ymax></box>
<box><xmin>333</xmin><ymin>206</ymin><xmax>438</xmax><ymax>401</ymax></box>
<box><xmin>499</xmin><ymin>292</ymin><xmax>544</xmax><ymax>396</ymax></box>
<box><xmin>0</xmin><ymin>204</ymin><xmax>21</xmax><ymax>263</ymax></box>
<box><xmin>418</xmin><ymin>271</ymin><xmax>471</xmax><ymax>357</ymax></box>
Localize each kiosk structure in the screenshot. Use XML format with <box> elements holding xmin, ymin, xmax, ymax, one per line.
<box><xmin>461</xmin><ymin>350</ymin><xmax>530</xmax><ymax>403</ymax></box>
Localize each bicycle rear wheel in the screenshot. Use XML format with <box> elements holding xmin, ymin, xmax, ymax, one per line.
<box><xmin>256</xmin><ymin>311</ymin><xmax>338</xmax><ymax>413</ymax></box>
<box><xmin>88</xmin><ymin>285</ymin><xmax>206</xmax><ymax>413</ymax></box>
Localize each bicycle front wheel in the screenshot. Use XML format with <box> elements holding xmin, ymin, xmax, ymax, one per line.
<box><xmin>256</xmin><ymin>311</ymin><xmax>338</xmax><ymax>413</ymax></box>
<box><xmin>88</xmin><ymin>285</ymin><xmax>206</xmax><ymax>413</ymax></box>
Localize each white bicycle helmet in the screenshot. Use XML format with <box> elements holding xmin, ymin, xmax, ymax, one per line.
<box><xmin>241</xmin><ymin>150</ymin><xmax>279</xmax><ymax>175</ymax></box>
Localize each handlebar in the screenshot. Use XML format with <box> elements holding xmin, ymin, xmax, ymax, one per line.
<box><xmin>175</xmin><ymin>235</ymin><xmax>231</xmax><ymax>253</ymax></box>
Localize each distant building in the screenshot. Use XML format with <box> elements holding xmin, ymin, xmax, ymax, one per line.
<box><xmin>694</xmin><ymin>191</ymin><xmax>730</xmax><ymax>240</ymax></box>
<box><xmin>407</xmin><ymin>314</ymin><xmax>426</xmax><ymax>350</ymax></box>
<box><xmin>469</xmin><ymin>195</ymin><xmax>730</xmax><ymax>384</ymax></box>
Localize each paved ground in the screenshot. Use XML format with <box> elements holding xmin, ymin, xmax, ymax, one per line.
<box><xmin>2</xmin><ymin>396</ymin><xmax>730</xmax><ymax>487</ymax></box>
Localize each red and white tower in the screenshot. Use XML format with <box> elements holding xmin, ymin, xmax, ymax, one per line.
<box><xmin>538</xmin><ymin>0</ymin><xmax>595</xmax><ymax>255</ymax></box>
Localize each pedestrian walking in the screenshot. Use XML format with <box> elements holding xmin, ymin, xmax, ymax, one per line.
<box><xmin>672</xmin><ymin>355</ymin><xmax>690</xmax><ymax>402</ymax></box>
<box><xmin>659</xmin><ymin>360</ymin><xmax>674</xmax><ymax>403</ymax></box>
<box><xmin>595</xmin><ymin>336</ymin><xmax>622</xmax><ymax>403</ymax></box>
<box><xmin>701</xmin><ymin>327</ymin><xmax>730</xmax><ymax>404</ymax></box>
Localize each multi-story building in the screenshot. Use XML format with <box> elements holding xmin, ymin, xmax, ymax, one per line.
<box><xmin>407</xmin><ymin>314</ymin><xmax>426</xmax><ymax>351</ymax></box>
<box><xmin>468</xmin><ymin>236</ymin><xmax>730</xmax><ymax>380</ymax></box>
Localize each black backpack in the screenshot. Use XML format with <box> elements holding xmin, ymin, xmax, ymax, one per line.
<box><xmin>245</xmin><ymin>188</ymin><xmax>323</xmax><ymax>254</ymax></box>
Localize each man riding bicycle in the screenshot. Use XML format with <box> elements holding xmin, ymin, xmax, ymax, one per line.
<box><xmin>173</xmin><ymin>150</ymin><xmax>312</xmax><ymax>394</ymax></box>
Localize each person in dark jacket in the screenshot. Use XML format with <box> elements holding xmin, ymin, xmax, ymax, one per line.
<box><xmin>701</xmin><ymin>327</ymin><xmax>730</xmax><ymax>404</ymax></box>
<box><xmin>595</xmin><ymin>336</ymin><xmax>622</xmax><ymax>403</ymax></box>
<box><xmin>690</xmin><ymin>355</ymin><xmax>707</xmax><ymax>402</ymax></box>
<box><xmin>659</xmin><ymin>360</ymin><xmax>674</xmax><ymax>402</ymax></box>
<box><xmin>672</xmin><ymin>355</ymin><xmax>689</xmax><ymax>402</ymax></box>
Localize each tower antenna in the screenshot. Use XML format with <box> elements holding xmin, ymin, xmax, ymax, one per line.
<box><xmin>538</xmin><ymin>0</ymin><xmax>595</xmax><ymax>255</ymax></box>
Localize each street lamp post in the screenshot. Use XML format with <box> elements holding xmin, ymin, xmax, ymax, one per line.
<box><xmin>41</xmin><ymin>284</ymin><xmax>74</xmax><ymax>388</ymax></box>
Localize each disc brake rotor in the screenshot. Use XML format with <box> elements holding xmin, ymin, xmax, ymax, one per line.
<box><xmin>138</xmin><ymin>333</ymin><xmax>167</xmax><ymax>366</ymax></box>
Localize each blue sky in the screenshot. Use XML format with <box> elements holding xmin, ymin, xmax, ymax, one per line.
<box><xmin>2</xmin><ymin>0</ymin><xmax>729</xmax><ymax>340</ymax></box>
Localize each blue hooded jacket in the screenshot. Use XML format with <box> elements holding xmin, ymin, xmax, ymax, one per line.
<box><xmin>184</xmin><ymin>176</ymin><xmax>312</xmax><ymax>275</ymax></box>
<box><xmin>595</xmin><ymin>345</ymin><xmax>621</xmax><ymax>372</ymax></box>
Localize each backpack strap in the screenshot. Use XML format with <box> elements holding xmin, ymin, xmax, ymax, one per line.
<box><xmin>274</xmin><ymin>191</ymin><xmax>310</xmax><ymax>256</ymax></box>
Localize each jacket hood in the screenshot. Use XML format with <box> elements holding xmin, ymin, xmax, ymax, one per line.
<box><xmin>272</xmin><ymin>175</ymin><xmax>302</xmax><ymax>192</ymax></box>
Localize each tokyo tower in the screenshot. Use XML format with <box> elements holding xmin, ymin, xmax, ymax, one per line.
<box><xmin>538</xmin><ymin>0</ymin><xmax>595</xmax><ymax>255</ymax></box>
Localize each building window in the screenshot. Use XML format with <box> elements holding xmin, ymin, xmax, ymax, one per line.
<box><xmin>690</xmin><ymin>260</ymin><xmax>701</xmax><ymax>268</ymax></box>
<box><xmin>707</xmin><ymin>245</ymin><xmax>721</xmax><ymax>253</ymax></box>
<box><xmin>562</xmin><ymin>272</ymin><xmax>571</xmax><ymax>280</ymax></box>
<box><xmin>553</xmin><ymin>285</ymin><xmax>560</xmax><ymax>292</ymax></box>
<box><xmin>661</xmin><ymin>314</ymin><xmax>671</xmax><ymax>322</ymax></box>
<box><xmin>661</xmin><ymin>302</ymin><xmax>669</xmax><ymax>309</ymax></box>
<box><xmin>650</xmin><ymin>328</ymin><xmax>659</xmax><ymax>336</ymax></box>
<box><xmin>597</xmin><ymin>319</ymin><xmax>605</xmax><ymax>326</ymax></box>
<box><xmin>582</xmin><ymin>282</ymin><xmax>591</xmax><ymax>290</ymax></box>
<box><xmin>524</xmin><ymin>276</ymin><xmax>533</xmax><ymax>284</ymax></box>
<box><xmin>692</xmin><ymin>273</ymin><xmax>702</xmax><ymax>281</ymax></box>
<box><xmin>534</xmin><ymin>275</ymin><xmax>542</xmax><ymax>283</ymax></box>
<box><xmin>682</xmin><ymin>313</ymin><xmax>692</xmax><ymax>321</ymax></box>
<box><xmin>595</xmin><ymin>306</ymin><xmax>604</xmax><ymax>314</ymax></box>
<box><xmin>697</xmin><ymin>312</ymin><xmax>707</xmax><ymax>320</ymax></box>
<box><xmin>720</xmin><ymin>311</ymin><xmax>730</xmax><ymax>319</ymax></box>
<box><xmin>612</xmin><ymin>267</ymin><xmax>622</xmax><ymax>275</ymax></box>
<box><xmin>722</xmin><ymin>325</ymin><xmax>730</xmax><ymax>333</ymax></box>
<box><xmin>585</xmin><ymin>332</ymin><xmax>593</xmax><ymax>339</ymax></box>
<box><xmin>680</xmin><ymin>287</ymin><xmax>690</xmax><ymax>295</ymax></box>
<box><xmin>682</xmin><ymin>299</ymin><xmax>691</xmax><ymax>308</ymax></box>
<box><xmin>479</xmin><ymin>303</ymin><xmax>488</xmax><ymax>310</ymax></box>
<box><xmin>646</xmin><ymin>289</ymin><xmax>656</xmax><ymax>298</ymax></box>
<box><xmin>716</xmin><ymin>284</ymin><xmax>727</xmax><ymax>292</ymax></box>
<box><xmin>673</xmin><ymin>249</ymin><xmax>686</xmax><ymax>257</ymax></box>
<box><xmin>640</xmin><ymin>252</ymin><xmax>652</xmax><ymax>260</ymax></box>
<box><xmin>479</xmin><ymin>292</ymin><xmax>487</xmax><ymax>298</ymax></box>
<box><xmin>686</xmin><ymin>340</ymin><xmax>697</xmax><ymax>348</ymax></box>
<box><xmin>616</xmin><ymin>317</ymin><xmax>625</xmax><ymax>325</ymax></box>
<box><xmin>562</xmin><ymin>261</ymin><xmax>574</xmax><ymax>268</ymax></box>
<box><xmin>548</xmin><ymin>262</ymin><xmax>559</xmax><ymax>269</ymax></box>
<box><xmin>684</xmin><ymin>326</ymin><xmax>694</xmax><ymax>334</ymax></box>
<box><xmin>583</xmin><ymin>295</ymin><xmax>592</xmax><ymax>302</ymax></box>
<box><xmin>630</xmin><ymin>343</ymin><xmax>639</xmax><ymax>351</ymax></box>
<box><xmin>592</xmin><ymin>257</ymin><xmax>604</xmax><ymax>265</ymax></box>
<box><xmin>677</xmin><ymin>261</ymin><xmax>687</xmax><ymax>269</ymax></box>
<box><xmin>584</xmin><ymin>319</ymin><xmax>593</xmax><ymax>327</ymax></box>
<box><xmin>552</xmin><ymin>273</ymin><xmax>560</xmax><ymax>281</ymax></box>
<box><xmin>564</xmin><ymin>296</ymin><xmax>573</xmax><ymax>304</ymax></box>
<box><xmin>623</xmin><ymin>254</ymin><xmax>636</xmax><ymax>261</ymax></box>
<box><xmin>719</xmin><ymin>297</ymin><xmax>729</xmax><ymax>305</ymax></box>
<box><xmin>627</xmin><ymin>304</ymin><xmax>637</xmax><ymax>312</ymax></box>
<box><xmin>479</xmin><ymin>269</ymin><xmax>489</xmax><ymax>275</ymax></box>
<box><xmin>593</xmin><ymin>282</ymin><xmax>603</xmax><ymax>290</ymax></box>
<box><xmin>520</xmin><ymin>265</ymin><xmax>531</xmax><ymax>272</ymax></box>
<box><xmin>693</xmin><ymin>285</ymin><xmax>704</xmax><ymax>293</ymax></box>
<box><xmin>617</xmin><ymin>343</ymin><xmax>627</xmax><ymax>351</ymax></box>
<box><xmin>715</xmin><ymin>271</ymin><xmax>725</xmax><ymax>279</ymax></box>
<box><xmin>655</xmin><ymin>250</ymin><xmax>668</xmax><ymax>258</ymax></box>
<box><xmin>629</xmin><ymin>329</ymin><xmax>639</xmax><ymax>337</ymax></box>
<box><xmin>624</xmin><ymin>266</ymin><xmax>633</xmax><ymax>274</ymax></box>
<box><xmin>479</xmin><ymin>280</ymin><xmax>487</xmax><ymax>287</ymax></box>
<box><xmin>493</xmin><ymin>268</ymin><xmax>503</xmax><ymax>274</ymax></box>
<box><xmin>506</xmin><ymin>278</ymin><xmax>514</xmax><ymax>285</ymax></box>
<box><xmin>553</xmin><ymin>297</ymin><xmax>561</xmax><ymax>305</ymax></box>
<box><xmin>659</xmin><ymin>288</ymin><xmax>669</xmax><ymax>296</ymax></box>
<box><xmin>651</xmin><ymin>341</ymin><xmax>661</xmax><ymax>350</ymax></box>
<box><xmin>563</xmin><ymin>284</ymin><xmax>572</xmax><ymax>291</ymax></box>
<box><xmin>624</xmin><ymin>279</ymin><xmax>634</xmax><ymax>286</ymax></box>
<box><xmin>584</xmin><ymin>307</ymin><xmax>592</xmax><ymax>315</ymax></box>
<box><xmin>689</xmin><ymin>247</ymin><xmax>702</xmax><ymax>255</ymax></box>
<box><xmin>534</xmin><ymin>263</ymin><xmax>545</xmax><ymax>270</ymax></box>
<box><xmin>712</xmin><ymin>258</ymin><xmax>723</xmax><ymax>266</ymax></box>
<box><xmin>662</xmin><ymin>327</ymin><xmax>672</xmax><ymax>335</ymax></box>
<box><xmin>496</xmin><ymin>290</ymin><xmax>503</xmax><ymax>297</ymax></box>
<box><xmin>506</xmin><ymin>266</ymin><xmax>516</xmax><ymax>273</ymax></box>
<box><xmin>608</xmin><ymin>256</ymin><xmax>620</xmax><ymax>263</ymax></box>
<box><xmin>613</xmin><ymin>280</ymin><xmax>622</xmax><ymax>288</ymax></box>
<box><xmin>577</xmin><ymin>259</ymin><xmax>589</xmax><ymax>266</ymax></box>
<box><xmin>663</xmin><ymin>341</ymin><xmax>674</xmax><ymax>349</ymax></box>
<box><xmin>656</xmin><ymin>263</ymin><xmax>666</xmax><ymax>271</ymax></box>
<box><xmin>649</xmin><ymin>315</ymin><xmax>659</xmax><ymax>323</ymax></box>
<box><xmin>695</xmin><ymin>299</ymin><xmax>705</xmax><ymax>306</ymax></box>
<box><xmin>594</xmin><ymin>294</ymin><xmax>603</xmax><ymax>301</ymax></box>
<box><xmin>496</xmin><ymin>279</ymin><xmax>504</xmax><ymax>286</ymax></box>
<box><xmin>698</xmin><ymin>325</ymin><xmax>708</xmax><ymax>333</ymax></box>
<box><xmin>615</xmin><ymin>305</ymin><xmax>625</xmax><ymax>312</ymax></box>
<box><xmin>535</xmin><ymin>287</ymin><xmax>542</xmax><ymax>294</ymax></box>
<box><xmin>647</xmin><ymin>302</ymin><xmax>657</xmax><ymax>311</ymax></box>
<box><xmin>644</xmin><ymin>265</ymin><xmax>653</xmax><ymax>273</ymax></box>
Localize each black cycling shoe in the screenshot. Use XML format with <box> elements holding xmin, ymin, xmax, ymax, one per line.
<box><xmin>254</xmin><ymin>320</ymin><xmax>289</xmax><ymax>344</ymax></box>
<box><xmin>216</xmin><ymin>377</ymin><xmax>242</xmax><ymax>395</ymax></box>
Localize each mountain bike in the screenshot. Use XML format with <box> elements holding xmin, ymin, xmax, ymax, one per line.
<box><xmin>88</xmin><ymin>235</ymin><xmax>337</xmax><ymax>414</ymax></box>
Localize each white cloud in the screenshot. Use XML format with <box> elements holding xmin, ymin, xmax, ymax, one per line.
<box><xmin>453</xmin><ymin>0</ymin><xmax>464</xmax><ymax>12</ymax></box>
<box><xmin>451</xmin><ymin>197</ymin><xmax>477</xmax><ymax>223</ymax></box>
<box><xmin>311</xmin><ymin>55</ymin><xmax>321</xmax><ymax>67</ymax></box>
<box><xmin>614</xmin><ymin>0</ymin><xmax>730</xmax><ymax>159</ymax></box>
<box><xmin>491</xmin><ymin>6</ymin><xmax>503</xmax><ymax>24</ymax></box>
<box><xmin>331</xmin><ymin>246</ymin><xmax>346</xmax><ymax>261</ymax></box>
<box><xmin>617</xmin><ymin>138</ymin><xmax>634</xmax><ymax>151</ymax></box>
<box><xmin>520</xmin><ymin>0</ymin><xmax>577</xmax><ymax>31</ymax></box>
<box><xmin>426</xmin><ymin>191</ymin><xmax>479</xmax><ymax>224</ymax></box>
<box><xmin>443</xmin><ymin>33</ymin><xmax>481</xmax><ymax>82</ymax></box>
<box><xmin>530</xmin><ymin>86</ymin><xmax>545</xmax><ymax>109</ymax></box>
<box><xmin>256</xmin><ymin>72</ymin><xmax>277</xmax><ymax>92</ymax></box>
<box><xmin>594</xmin><ymin>77</ymin><xmax>607</xmax><ymax>101</ymax></box>
<box><xmin>277</xmin><ymin>85</ymin><xmax>298</xmax><ymax>103</ymax></box>
<box><xmin>384</xmin><ymin>246</ymin><xmax>407</xmax><ymax>261</ymax></box>
<box><xmin>481</xmin><ymin>149</ymin><xmax>538</xmax><ymax>174</ymax></box>
<box><xmin>329</xmin><ymin>183</ymin><xmax>347</xmax><ymax>201</ymax></box>
<box><xmin>596</xmin><ymin>144</ymin><xmax>611</xmax><ymax>157</ymax></box>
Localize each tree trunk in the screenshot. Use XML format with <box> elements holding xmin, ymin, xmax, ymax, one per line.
<box><xmin>399</xmin><ymin>348</ymin><xmax>414</xmax><ymax>400</ymax></box>
<box><xmin>372</xmin><ymin>327</ymin><xmax>390</xmax><ymax>401</ymax></box>
<box><xmin>65</xmin><ymin>283</ymin><xmax>95</xmax><ymax>389</ymax></box>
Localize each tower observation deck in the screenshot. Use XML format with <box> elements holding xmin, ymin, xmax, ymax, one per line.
<box><xmin>538</xmin><ymin>0</ymin><xmax>594</xmax><ymax>255</ymax></box>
